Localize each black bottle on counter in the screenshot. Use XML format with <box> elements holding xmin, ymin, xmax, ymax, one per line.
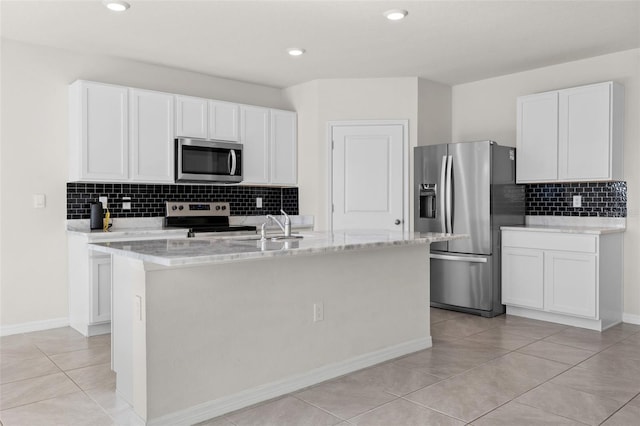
<box><xmin>90</xmin><ymin>202</ymin><xmax>104</xmax><ymax>230</ymax></box>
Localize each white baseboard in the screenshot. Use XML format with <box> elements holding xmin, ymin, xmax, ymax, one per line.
<box><xmin>147</xmin><ymin>337</ymin><xmax>431</xmax><ymax>426</ymax></box>
<box><xmin>1</xmin><ymin>317</ymin><xmax>69</xmax><ymax>336</ymax></box>
<box><xmin>623</xmin><ymin>313</ymin><xmax>640</xmax><ymax>325</ymax></box>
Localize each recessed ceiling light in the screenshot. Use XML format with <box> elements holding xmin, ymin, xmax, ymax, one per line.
<box><xmin>383</xmin><ymin>9</ymin><xmax>408</xmax><ymax>21</ymax></box>
<box><xmin>287</xmin><ymin>48</ymin><xmax>306</xmax><ymax>57</ymax></box>
<box><xmin>103</xmin><ymin>0</ymin><xmax>130</xmax><ymax>12</ymax></box>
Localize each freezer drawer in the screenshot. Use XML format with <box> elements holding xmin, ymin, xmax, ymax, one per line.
<box><xmin>430</xmin><ymin>253</ymin><xmax>493</xmax><ymax>311</ymax></box>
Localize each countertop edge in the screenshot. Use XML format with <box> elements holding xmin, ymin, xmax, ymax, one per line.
<box><xmin>89</xmin><ymin>232</ymin><xmax>467</xmax><ymax>267</ymax></box>
<box><xmin>500</xmin><ymin>225</ymin><xmax>625</xmax><ymax>235</ymax></box>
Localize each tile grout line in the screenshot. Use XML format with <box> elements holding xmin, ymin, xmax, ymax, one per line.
<box><xmin>289</xmin><ymin>393</ymin><xmax>359</xmax><ymax>422</ymax></box>
<box><xmin>597</xmin><ymin>390</ymin><xmax>640</xmax><ymax>426</ymax></box>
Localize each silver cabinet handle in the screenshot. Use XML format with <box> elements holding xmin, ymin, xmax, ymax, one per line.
<box><xmin>445</xmin><ymin>155</ymin><xmax>453</xmax><ymax>233</ymax></box>
<box><xmin>395</xmin><ymin>219</ymin><xmax>401</xmax><ymax>225</ymax></box>
<box><xmin>439</xmin><ymin>155</ymin><xmax>447</xmax><ymax>232</ymax></box>
<box><xmin>230</xmin><ymin>150</ymin><xmax>237</xmax><ymax>175</ymax></box>
<box><xmin>430</xmin><ymin>253</ymin><xmax>487</xmax><ymax>263</ymax></box>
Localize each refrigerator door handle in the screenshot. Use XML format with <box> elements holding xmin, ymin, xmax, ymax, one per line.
<box><xmin>445</xmin><ymin>155</ymin><xmax>453</xmax><ymax>233</ymax></box>
<box><xmin>430</xmin><ymin>253</ymin><xmax>488</xmax><ymax>263</ymax></box>
<box><xmin>439</xmin><ymin>155</ymin><xmax>447</xmax><ymax>232</ymax></box>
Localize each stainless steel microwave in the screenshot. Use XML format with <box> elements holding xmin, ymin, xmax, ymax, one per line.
<box><xmin>175</xmin><ymin>138</ymin><xmax>243</xmax><ymax>184</ymax></box>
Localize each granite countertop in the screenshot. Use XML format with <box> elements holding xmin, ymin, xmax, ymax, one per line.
<box><xmin>500</xmin><ymin>225</ymin><xmax>625</xmax><ymax>235</ymax></box>
<box><xmin>89</xmin><ymin>230</ymin><xmax>466</xmax><ymax>267</ymax></box>
<box><xmin>66</xmin><ymin>215</ymin><xmax>313</xmax><ymax>242</ymax></box>
<box><xmin>67</xmin><ymin>225</ymin><xmax>189</xmax><ymax>242</ymax></box>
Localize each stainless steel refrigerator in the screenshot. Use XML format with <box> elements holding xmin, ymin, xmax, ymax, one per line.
<box><xmin>414</xmin><ymin>140</ymin><xmax>525</xmax><ymax>317</ymax></box>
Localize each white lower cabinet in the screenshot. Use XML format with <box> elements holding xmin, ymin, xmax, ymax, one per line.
<box><xmin>90</xmin><ymin>256</ymin><xmax>112</xmax><ymax>324</ymax></box>
<box><xmin>68</xmin><ymin>230</ymin><xmax>187</xmax><ymax>336</ymax></box>
<box><xmin>501</xmin><ymin>229</ymin><xmax>622</xmax><ymax>331</ymax></box>
<box><xmin>502</xmin><ymin>247</ymin><xmax>544</xmax><ymax>310</ymax></box>
<box><xmin>545</xmin><ymin>251</ymin><xmax>597</xmax><ymax>318</ymax></box>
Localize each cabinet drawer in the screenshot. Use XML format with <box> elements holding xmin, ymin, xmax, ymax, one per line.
<box><xmin>502</xmin><ymin>231</ymin><xmax>596</xmax><ymax>253</ymax></box>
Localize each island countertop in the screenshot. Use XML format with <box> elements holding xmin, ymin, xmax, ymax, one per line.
<box><xmin>89</xmin><ymin>230</ymin><xmax>466</xmax><ymax>266</ymax></box>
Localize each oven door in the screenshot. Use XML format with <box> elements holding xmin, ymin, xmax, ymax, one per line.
<box><xmin>176</xmin><ymin>138</ymin><xmax>243</xmax><ymax>183</ymax></box>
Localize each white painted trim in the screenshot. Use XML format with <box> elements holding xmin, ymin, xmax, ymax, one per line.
<box><xmin>147</xmin><ymin>336</ymin><xmax>431</xmax><ymax>426</ymax></box>
<box><xmin>327</xmin><ymin>120</ymin><xmax>410</xmax><ymax>233</ymax></box>
<box><xmin>506</xmin><ymin>306</ymin><xmax>618</xmax><ymax>331</ymax></box>
<box><xmin>1</xmin><ymin>317</ymin><xmax>69</xmax><ymax>336</ymax></box>
<box><xmin>623</xmin><ymin>313</ymin><xmax>640</xmax><ymax>325</ymax></box>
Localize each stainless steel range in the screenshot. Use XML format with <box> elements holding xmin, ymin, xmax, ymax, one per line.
<box><xmin>164</xmin><ymin>201</ymin><xmax>257</xmax><ymax>237</ymax></box>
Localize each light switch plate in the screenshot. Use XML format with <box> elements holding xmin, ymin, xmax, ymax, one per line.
<box><xmin>256</xmin><ymin>197</ymin><xmax>263</xmax><ymax>209</ymax></box>
<box><xmin>573</xmin><ymin>195</ymin><xmax>582</xmax><ymax>208</ymax></box>
<box><xmin>99</xmin><ymin>196</ymin><xmax>108</xmax><ymax>209</ymax></box>
<box><xmin>33</xmin><ymin>194</ymin><xmax>46</xmax><ymax>209</ymax></box>
<box><xmin>122</xmin><ymin>197</ymin><xmax>131</xmax><ymax>210</ymax></box>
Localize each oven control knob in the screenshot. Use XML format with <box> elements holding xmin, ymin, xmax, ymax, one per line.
<box><xmin>178</xmin><ymin>205</ymin><xmax>184</xmax><ymax>210</ymax></box>
<box><xmin>171</xmin><ymin>205</ymin><xmax>177</xmax><ymax>211</ymax></box>
<box><xmin>221</xmin><ymin>205</ymin><xmax>227</xmax><ymax>210</ymax></box>
<box><xmin>215</xmin><ymin>205</ymin><xmax>221</xmax><ymax>211</ymax></box>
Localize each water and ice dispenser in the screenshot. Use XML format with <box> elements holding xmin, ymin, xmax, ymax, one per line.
<box><xmin>419</xmin><ymin>183</ymin><xmax>437</xmax><ymax>219</ymax></box>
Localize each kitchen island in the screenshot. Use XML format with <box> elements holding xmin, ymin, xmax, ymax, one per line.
<box><xmin>90</xmin><ymin>230</ymin><xmax>464</xmax><ymax>426</ymax></box>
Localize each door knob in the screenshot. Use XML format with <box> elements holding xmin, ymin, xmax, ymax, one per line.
<box><xmin>395</xmin><ymin>219</ymin><xmax>401</xmax><ymax>225</ymax></box>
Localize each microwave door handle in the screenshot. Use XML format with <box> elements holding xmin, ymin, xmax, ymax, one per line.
<box><xmin>230</xmin><ymin>149</ymin><xmax>237</xmax><ymax>175</ymax></box>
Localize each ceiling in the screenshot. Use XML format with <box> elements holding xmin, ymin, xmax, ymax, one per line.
<box><xmin>1</xmin><ymin>0</ymin><xmax>638</xmax><ymax>88</ymax></box>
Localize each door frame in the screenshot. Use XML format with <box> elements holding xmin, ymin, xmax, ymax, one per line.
<box><xmin>327</xmin><ymin>120</ymin><xmax>410</xmax><ymax>232</ymax></box>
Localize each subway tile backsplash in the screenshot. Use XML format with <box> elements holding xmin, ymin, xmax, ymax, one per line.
<box><xmin>525</xmin><ymin>181</ymin><xmax>626</xmax><ymax>217</ymax></box>
<box><xmin>68</xmin><ymin>181</ymin><xmax>625</xmax><ymax>220</ymax></box>
<box><xmin>67</xmin><ymin>183</ymin><xmax>298</xmax><ymax>219</ymax></box>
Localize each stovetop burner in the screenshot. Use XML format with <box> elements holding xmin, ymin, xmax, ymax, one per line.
<box><xmin>164</xmin><ymin>201</ymin><xmax>257</xmax><ymax>236</ymax></box>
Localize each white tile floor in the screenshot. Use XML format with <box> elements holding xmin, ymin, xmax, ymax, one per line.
<box><xmin>1</xmin><ymin>309</ymin><xmax>639</xmax><ymax>425</ymax></box>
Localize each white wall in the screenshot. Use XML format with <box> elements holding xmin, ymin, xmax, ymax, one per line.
<box><xmin>452</xmin><ymin>49</ymin><xmax>640</xmax><ymax>319</ymax></box>
<box><xmin>0</xmin><ymin>40</ymin><xmax>290</xmax><ymax>330</ymax></box>
<box><xmin>285</xmin><ymin>78</ymin><xmax>419</xmax><ymax>231</ymax></box>
<box><xmin>285</xmin><ymin>77</ymin><xmax>451</xmax><ymax>231</ymax></box>
<box><xmin>418</xmin><ymin>78</ymin><xmax>452</xmax><ymax>146</ymax></box>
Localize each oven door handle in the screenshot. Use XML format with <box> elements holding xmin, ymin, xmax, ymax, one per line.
<box><xmin>229</xmin><ymin>150</ymin><xmax>237</xmax><ymax>176</ymax></box>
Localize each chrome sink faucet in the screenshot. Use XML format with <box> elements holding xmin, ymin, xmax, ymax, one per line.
<box><xmin>266</xmin><ymin>210</ymin><xmax>292</xmax><ymax>237</ymax></box>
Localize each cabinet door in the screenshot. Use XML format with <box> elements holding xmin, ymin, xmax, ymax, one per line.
<box><xmin>90</xmin><ymin>256</ymin><xmax>111</xmax><ymax>324</ymax></box>
<box><xmin>516</xmin><ymin>92</ymin><xmax>558</xmax><ymax>183</ymax></box>
<box><xmin>130</xmin><ymin>89</ymin><xmax>175</xmax><ymax>182</ymax></box>
<box><xmin>502</xmin><ymin>247</ymin><xmax>544</xmax><ymax>309</ymax></box>
<box><xmin>240</xmin><ymin>106</ymin><xmax>270</xmax><ymax>184</ymax></box>
<box><xmin>270</xmin><ymin>109</ymin><xmax>297</xmax><ymax>185</ymax></box>
<box><xmin>176</xmin><ymin>95</ymin><xmax>208</xmax><ymax>138</ymax></box>
<box><xmin>209</xmin><ymin>100</ymin><xmax>240</xmax><ymax>142</ymax></box>
<box><xmin>78</xmin><ymin>82</ymin><xmax>129</xmax><ymax>181</ymax></box>
<box><xmin>545</xmin><ymin>251</ymin><xmax>597</xmax><ymax>318</ymax></box>
<box><xmin>558</xmin><ymin>82</ymin><xmax>612</xmax><ymax>181</ymax></box>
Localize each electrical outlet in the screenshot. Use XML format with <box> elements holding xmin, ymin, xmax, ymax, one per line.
<box><xmin>256</xmin><ymin>197</ymin><xmax>263</xmax><ymax>208</ymax></box>
<box><xmin>99</xmin><ymin>196</ymin><xmax>108</xmax><ymax>209</ymax></box>
<box><xmin>573</xmin><ymin>195</ymin><xmax>582</xmax><ymax>208</ymax></box>
<box><xmin>122</xmin><ymin>197</ymin><xmax>131</xmax><ymax>210</ymax></box>
<box><xmin>313</xmin><ymin>303</ymin><xmax>324</xmax><ymax>322</ymax></box>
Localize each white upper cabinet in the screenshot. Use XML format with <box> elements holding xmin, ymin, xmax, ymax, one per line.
<box><xmin>558</xmin><ymin>83</ymin><xmax>623</xmax><ymax>181</ymax></box>
<box><xmin>130</xmin><ymin>89</ymin><xmax>175</xmax><ymax>183</ymax></box>
<box><xmin>241</xmin><ymin>107</ymin><xmax>298</xmax><ymax>185</ymax></box>
<box><xmin>516</xmin><ymin>92</ymin><xmax>558</xmax><ymax>182</ymax></box>
<box><xmin>69</xmin><ymin>81</ymin><xmax>128</xmax><ymax>182</ymax></box>
<box><xmin>241</xmin><ymin>105</ymin><xmax>270</xmax><ymax>184</ymax></box>
<box><xmin>176</xmin><ymin>95</ymin><xmax>208</xmax><ymax>138</ymax></box>
<box><xmin>70</xmin><ymin>80</ymin><xmax>296</xmax><ymax>186</ymax></box>
<box><xmin>270</xmin><ymin>109</ymin><xmax>297</xmax><ymax>185</ymax></box>
<box><xmin>209</xmin><ymin>100</ymin><xmax>240</xmax><ymax>142</ymax></box>
<box><xmin>516</xmin><ymin>81</ymin><xmax>623</xmax><ymax>183</ymax></box>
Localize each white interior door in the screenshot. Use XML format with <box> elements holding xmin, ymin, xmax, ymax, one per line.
<box><xmin>331</xmin><ymin>123</ymin><xmax>405</xmax><ymax>231</ymax></box>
